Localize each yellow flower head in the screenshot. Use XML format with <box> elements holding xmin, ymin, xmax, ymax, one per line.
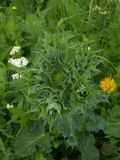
<box><xmin>100</xmin><ymin>77</ymin><xmax>116</xmax><ymax>93</ymax></box>
<box><xmin>12</xmin><ymin>5</ymin><xmax>17</xmax><ymax>11</ymax></box>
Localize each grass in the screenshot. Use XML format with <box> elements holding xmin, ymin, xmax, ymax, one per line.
<box><xmin>0</xmin><ymin>0</ymin><xmax>120</xmax><ymax>160</ymax></box>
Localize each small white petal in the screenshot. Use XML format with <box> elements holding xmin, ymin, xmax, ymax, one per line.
<box><xmin>12</xmin><ymin>73</ymin><xmax>22</xmax><ymax>80</ymax></box>
<box><xmin>20</xmin><ymin>57</ymin><xmax>29</xmax><ymax>67</ymax></box>
<box><xmin>10</xmin><ymin>46</ymin><xmax>21</xmax><ymax>55</ymax></box>
<box><xmin>8</xmin><ymin>58</ymin><xmax>13</xmax><ymax>63</ymax></box>
<box><xmin>6</xmin><ymin>104</ymin><xmax>14</xmax><ymax>109</ymax></box>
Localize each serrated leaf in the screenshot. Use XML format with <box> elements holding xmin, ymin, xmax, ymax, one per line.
<box><xmin>87</xmin><ymin>115</ymin><xmax>106</xmax><ymax>132</ymax></box>
<box><xmin>35</xmin><ymin>152</ymin><xmax>46</xmax><ymax>160</ymax></box>
<box><xmin>105</xmin><ymin>123</ymin><xmax>120</xmax><ymax>138</ymax></box>
<box><xmin>47</xmin><ymin>101</ymin><xmax>61</xmax><ymax>116</ymax></box>
<box><xmin>15</xmin><ymin>120</ymin><xmax>53</xmax><ymax>157</ymax></box>
<box><xmin>15</xmin><ymin>132</ymin><xmax>36</xmax><ymax>157</ymax></box>
<box><xmin>79</xmin><ymin>134</ymin><xmax>99</xmax><ymax>160</ymax></box>
<box><xmin>38</xmin><ymin>133</ymin><xmax>53</xmax><ymax>153</ymax></box>
<box><xmin>56</xmin><ymin>114</ymin><xmax>74</xmax><ymax>138</ymax></box>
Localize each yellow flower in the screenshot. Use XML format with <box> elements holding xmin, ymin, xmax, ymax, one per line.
<box><xmin>12</xmin><ymin>5</ymin><xmax>17</xmax><ymax>11</ymax></box>
<box><xmin>100</xmin><ymin>77</ymin><xmax>116</xmax><ymax>93</ymax></box>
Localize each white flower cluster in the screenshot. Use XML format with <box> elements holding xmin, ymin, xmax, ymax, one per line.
<box><xmin>12</xmin><ymin>73</ymin><xmax>22</xmax><ymax>80</ymax></box>
<box><xmin>93</xmin><ymin>5</ymin><xmax>107</xmax><ymax>15</ymax></box>
<box><xmin>6</xmin><ymin>103</ymin><xmax>14</xmax><ymax>109</ymax></box>
<box><xmin>8</xmin><ymin>46</ymin><xmax>28</xmax><ymax>80</ymax></box>
<box><xmin>8</xmin><ymin>57</ymin><xmax>28</xmax><ymax>68</ymax></box>
<box><xmin>10</xmin><ymin>46</ymin><xmax>21</xmax><ymax>55</ymax></box>
<box><xmin>8</xmin><ymin>45</ymin><xmax>28</xmax><ymax>68</ymax></box>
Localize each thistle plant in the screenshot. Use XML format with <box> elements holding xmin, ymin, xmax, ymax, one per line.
<box><xmin>7</xmin><ymin>32</ymin><xmax>109</xmax><ymax>159</ymax></box>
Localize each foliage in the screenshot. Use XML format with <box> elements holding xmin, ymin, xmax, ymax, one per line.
<box><xmin>0</xmin><ymin>0</ymin><xmax>120</xmax><ymax>160</ymax></box>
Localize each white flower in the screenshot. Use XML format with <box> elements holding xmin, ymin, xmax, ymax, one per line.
<box><xmin>20</xmin><ymin>57</ymin><xmax>29</xmax><ymax>67</ymax></box>
<box><xmin>12</xmin><ymin>73</ymin><xmax>22</xmax><ymax>80</ymax></box>
<box><xmin>8</xmin><ymin>57</ymin><xmax>28</xmax><ymax>68</ymax></box>
<box><xmin>6</xmin><ymin>103</ymin><xmax>14</xmax><ymax>109</ymax></box>
<box><xmin>8</xmin><ymin>58</ymin><xmax>13</xmax><ymax>64</ymax></box>
<box><xmin>10</xmin><ymin>46</ymin><xmax>21</xmax><ymax>55</ymax></box>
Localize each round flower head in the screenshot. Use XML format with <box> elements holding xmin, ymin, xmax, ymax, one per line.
<box><xmin>100</xmin><ymin>77</ymin><xmax>116</xmax><ymax>93</ymax></box>
<box><xmin>8</xmin><ymin>57</ymin><xmax>28</xmax><ymax>68</ymax></box>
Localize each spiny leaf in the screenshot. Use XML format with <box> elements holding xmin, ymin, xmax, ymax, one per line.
<box><xmin>15</xmin><ymin>120</ymin><xmax>53</xmax><ymax>157</ymax></box>
<box><xmin>79</xmin><ymin>134</ymin><xmax>99</xmax><ymax>160</ymax></box>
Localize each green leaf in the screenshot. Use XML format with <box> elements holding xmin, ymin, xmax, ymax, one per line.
<box><xmin>35</xmin><ymin>152</ymin><xmax>46</xmax><ymax>160</ymax></box>
<box><xmin>102</xmin><ymin>105</ymin><xmax>120</xmax><ymax>138</ymax></box>
<box><xmin>87</xmin><ymin>115</ymin><xmax>106</xmax><ymax>132</ymax></box>
<box><xmin>15</xmin><ymin>120</ymin><xmax>53</xmax><ymax>157</ymax></box>
<box><xmin>38</xmin><ymin>133</ymin><xmax>53</xmax><ymax>153</ymax></box>
<box><xmin>79</xmin><ymin>134</ymin><xmax>99</xmax><ymax>160</ymax></box>
<box><xmin>105</xmin><ymin>123</ymin><xmax>120</xmax><ymax>138</ymax></box>
<box><xmin>0</xmin><ymin>138</ymin><xmax>6</xmax><ymax>154</ymax></box>
<box><xmin>47</xmin><ymin>101</ymin><xmax>61</xmax><ymax>116</ymax></box>
<box><xmin>56</xmin><ymin>114</ymin><xmax>74</xmax><ymax>138</ymax></box>
<box><xmin>0</xmin><ymin>63</ymin><xmax>6</xmax><ymax>97</ymax></box>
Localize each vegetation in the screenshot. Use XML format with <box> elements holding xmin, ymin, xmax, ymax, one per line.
<box><xmin>0</xmin><ymin>0</ymin><xmax>120</xmax><ymax>159</ymax></box>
